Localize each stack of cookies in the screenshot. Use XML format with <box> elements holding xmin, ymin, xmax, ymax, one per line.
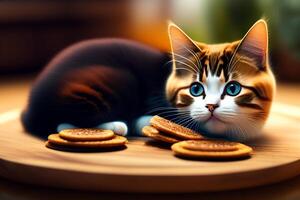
<box><xmin>142</xmin><ymin>115</ymin><xmax>203</xmax><ymax>143</ymax></box>
<box><xmin>46</xmin><ymin>128</ymin><xmax>127</xmax><ymax>151</ymax></box>
<box><xmin>143</xmin><ymin>115</ymin><xmax>253</xmax><ymax>160</ymax></box>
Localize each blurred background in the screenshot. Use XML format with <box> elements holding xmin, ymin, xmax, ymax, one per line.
<box><xmin>0</xmin><ymin>0</ymin><xmax>299</xmax><ymax>81</ymax></box>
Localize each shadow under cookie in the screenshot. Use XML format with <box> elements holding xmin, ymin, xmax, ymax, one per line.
<box><xmin>45</xmin><ymin>141</ymin><xmax>127</xmax><ymax>153</ymax></box>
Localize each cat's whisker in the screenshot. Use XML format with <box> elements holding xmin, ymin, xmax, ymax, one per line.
<box><xmin>184</xmin><ymin>118</ymin><xmax>196</xmax><ymax>129</ymax></box>
<box><xmin>171</xmin><ymin>52</ymin><xmax>199</xmax><ymax>70</ymax></box>
<box><xmin>175</xmin><ymin>68</ymin><xmax>197</xmax><ymax>74</ymax></box>
<box><xmin>192</xmin><ymin>110</ymin><xmax>206</xmax><ymax>114</ymax></box>
<box><xmin>174</xmin><ymin>40</ymin><xmax>202</xmax><ymax>71</ymax></box>
<box><xmin>165</xmin><ymin>115</ymin><xmax>189</xmax><ymax>121</ymax></box>
<box><xmin>146</xmin><ymin>110</ymin><xmax>175</xmax><ymax>115</ymax></box>
<box><xmin>167</xmin><ymin>113</ymin><xmax>191</xmax><ymax>121</ymax></box>
<box><xmin>194</xmin><ymin>121</ymin><xmax>204</xmax><ymax>133</ymax></box>
<box><xmin>152</xmin><ymin>111</ymin><xmax>180</xmax><ymax>116</ymax></box>
<box><xmin>190</xmin><ymin>111</ymin><xmax>206</xmax><ymax>117</ymax></box>
<box><xmin>147</xmin><ymin>106</ymin><xmax>177</xmax><ymax>111</ymax></box>
<box><xmin>176</xmin><ymin>116</ymin><xmax>193</xmax><ymax>127</ymax></box>
<box><xmin>174</xmin><ymin>118</ymin><xmax>189</xmax><ymax>126</ymax></box>
<box><xmin>184</xmin><ymin>118</ymin><xmax>197</xmax><ymax>129</ymax></box>
<box><xmin>228</xmin><ymin>52</ymin><xmax>243</xmax><ymax>72</ymax></box>
<box><xmin>186</xmin><ymin>47</ymin><xmax>202</xmax><ymax>71</ymax></box>
<box><xmin>165</xmin><ymin>58</ymin><xmax>197</xmax><ymax>74</ymax></box>
<box><xmin>195</xmin><ymin>121</ymin><xmax>202</xmax><ymax>132</ymax></box>
<box><xmin>235</xmin><ymin>123</ymin><xmax>248</xmax><ymax>140</ymax></box>
<box><xmin>146</xmin><ymin>108</ymin><xmax>178</xmax><ymax>115</ymax></box>
<box><xmin>162</xmin><ymin>112</ymin><xmax>190</xmax><ymax>117</ymax></box>
<box><xmin>163</xmin><ymin>59</ymin><xmax>175</xmax><ymax>68</ymax></box>
<box><xmin>153</xmin><ymin>110</ymin><xmax>189</xmax><ymax>116</ymax></box>
<box><xmin>160</xmin><ymin>114</ymin><xmax>190</xmax><ymax>122</ymax></box>
<box><xmin>228</xmin><ymin>114</ymin><xmax>262</xmax><ymax>140</ymax></box>
<box><xmin>172</xmin><ymin>60</ymin><xmax>198</xmax><ymax>74</ymax></box>
<box><xmin>147</xmin><ymin>105</ymin><xmax>177</xmax><ymax>110</ymax></box>
<box><xmin>164</xmin><ymin>112</ymin><xmax>189</xmax><ymax>117</ymax></box>
<box><xmin>147</xmin><ymin>105</ymin><xmax>191</xmax><ymax>118</ymax></box>
<box><xmin>228</xmin><ymin>55</ymin><xmax>249</xmax><ymax>73</ymax></box>
<box><xmin>190</xmin><ymin>119</ymin><xmax>198</xmax><ymax>131</ymax></box>
<box><xmin>219</xmin><ymin>112</ymin><xmax>237</xmax><ymax>116</ymax></box>
<box><xmin>151</xmin><ymin>108</ymin><xmax>175</xmax><ymax>111</ymax></box>
<box><xmin>170</xmin><ymin>114</ymin><xmax>190</xmax><ymax>123</ymax></box>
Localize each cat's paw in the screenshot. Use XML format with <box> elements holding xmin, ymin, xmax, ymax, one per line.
<box><xmin>96</xmin><ymin>121</ymin><xmax>128</xmax><ymax>136</ymax></box>
<box><xmin>57</xmin><ymin>123</ymin><xmax>77</xmax><ymax>132</ymax></box>
<box><xmin>134</xmin><ymin>115</ymin><xmax>153</xmax><ymax>136</ymax></box>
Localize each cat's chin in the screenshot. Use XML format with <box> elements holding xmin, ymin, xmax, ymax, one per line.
<box><xmin>196</xmin><ymin>119</ymin><xmax>265</xmax><ymax>142</ymax></box>
<box><xmin>200</xmin><ymin>128</ymin><xmax>261</xmax><ymax>142</ymax></box>
<box><xmin>204</xmin><ymin>118</ymin><xmax>227</xmax><ymax>134</ymax></box>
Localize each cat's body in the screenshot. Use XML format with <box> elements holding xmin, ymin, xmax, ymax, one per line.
<box><xmin>22</xmin><ymin>20</ymin><xmax>275</xmax><ymax>141</ymax></box>
<box><xmin>22</xmin><ymin>39</ymin><xmax>171</xmax><ymax>135</ymax></box>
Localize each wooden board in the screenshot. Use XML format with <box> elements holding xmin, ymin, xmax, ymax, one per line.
<box><xmin>0</xmin><ymin>104</ymin><xmax>300</xmax><ymax>193</ymax></box>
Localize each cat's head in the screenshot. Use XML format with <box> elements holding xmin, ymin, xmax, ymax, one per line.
<box><xmin>165</xmin><ymin>20</ymin><xmax>276</xmax><ymax>141</ymax></box>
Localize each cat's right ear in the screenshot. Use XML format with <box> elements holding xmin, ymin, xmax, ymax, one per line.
<box><xmin>229</xmin><ymin>19</ymin><xmax>269</xmax><ymax>72</ymax></box>
<box><xmin>168</xmin><ymin>22</ymin><xmax>202</xmax><ymax>68</ymax></box>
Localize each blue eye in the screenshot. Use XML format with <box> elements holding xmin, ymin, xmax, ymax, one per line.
<box><xmin>190</xmin><ymin>82</ymin><xmax>204</xmax><ymax>97</ymax></box>
<box><xmin>225</xmin><ymin>81</ymin><xmax>241</xmax><ymax>96</ymax></box>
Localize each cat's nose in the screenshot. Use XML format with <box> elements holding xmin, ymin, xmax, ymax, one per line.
<box><xmin>205</xmin><ymin>104</ymin><xmax>219</xmax><ymax>112</ymax></box>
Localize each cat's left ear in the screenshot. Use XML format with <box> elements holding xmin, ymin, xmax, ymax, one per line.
<box><xmin>168</xmin><ymin>22</ymin><xmax>202</xmax><ymax>69</ymax></box>
<box><xmin>231</xmin><ymin>19</ymin><xmax>269</xmax><ymax>71</ymax></box>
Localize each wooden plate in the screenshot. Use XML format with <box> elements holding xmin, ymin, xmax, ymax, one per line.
<box><xmin>0</xmin><ymin>104</ymin><xmax>300</xmax><ymax>193</ymax></box>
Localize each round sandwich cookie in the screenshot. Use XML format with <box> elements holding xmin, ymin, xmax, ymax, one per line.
<box><xmin>45</xmin><ymin>141</ymin><xmax>126</xmax><ymax>152</ymax></box>
<box><xmin>150</xmin><ymin>115</ymin><xmax>203</xmax><ymax>140</ymax></box>
<box><xmin>142</xmin><ymin>126</ymin><xmax>180</xmax><ymax>144</ymax></box>
<box><xmin>171</xmin><ymin>139</ymin><xmax>253</xmax><ymax>160</ymax></box>
<box><xmin>182</xmin><ymin>140</ymin><xmax>239</xmax><ymax>151</ymax></box>
<box><xmin>59</xmin><ymin>128</ymin><xmax>114</xmax><ymax>141</ymax></box>
<box><xmin>47</xmin><ymin>134</ymin><xmax>127</xmax><ymax>148</ymax></box>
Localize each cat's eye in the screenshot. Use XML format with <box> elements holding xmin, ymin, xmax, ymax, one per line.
<box><xmin>190</xmin><ymin>82</ymin><xmax>204</xmax><ymax>97</ymax></box>
<box><xmin>225</xmin><ymin>81</ymin><xmax>242</xmax><ymax>96</ymax></box>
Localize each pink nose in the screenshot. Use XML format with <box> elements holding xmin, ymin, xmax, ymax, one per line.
<box><xmin>205</xmin><ymin>104</ymin><xmax>219</xmax><ymax>112</ymax></box>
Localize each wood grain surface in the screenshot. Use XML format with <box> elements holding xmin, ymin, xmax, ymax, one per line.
<box><xmin>0</xmin><ymin>102</ymin><xmax>300</xmax><ymax>193</ymax></box>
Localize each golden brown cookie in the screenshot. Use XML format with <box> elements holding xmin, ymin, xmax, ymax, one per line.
<box><xmin>45</xmin><ymin>141</ymin><xmax>126</xmax><ymax>152</ymax></box>
<box><xmin>150</xmin><ymin>115</ymin><xmax>203</xmax><ymax>140</ymax></box>
<box><xmin>171</xmin><ymin>139</ymin><xmax>253</xmax><ymax>159</ymax></box>
<box><xmin>59</xmin><ymin>128</ymin><xmax>114</xmax><ymax>141</ymax></box>
<box><xmin>47</xmin><ymin>134</ymin><xmax>127</xmax><ymax>148</ymax></box>
<box><xmin>182</xmin><ymin>140</ymin><xmax>239</xmax><ymax>151</ymax></box>
<box><xmin>142</xmin><ymin>126</ymin><xmax>180</xmax><ymax>144</ymax></box>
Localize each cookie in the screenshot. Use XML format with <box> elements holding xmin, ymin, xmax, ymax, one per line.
<box><xmin>45</xmin><ymin>141</ymin><xmax>126</xmax><ymax>152</ymax></box>
<box><xmin>150</xmin><ymin>115</ymin><xmax>203</xmax><ymax>140</ymax></box>
<box><xmin>171</xmin><ymin>139</ymin><xmax>253</xmax><ymax>159</ymax></box>
<box><xmin>182</xmin><ymin>140</ymin><xmax>239</xmax><ymax>151</ymax></box>
<box><xmin>142</xmin><ymin>126</ymin><xmax>180</xmax><ymax>144</ymax></box>
<box><xmin>47</xmin><ymin>134</ymin><xmax>127</xmax><ymax>148</ymax></box>
<box><xmin>59</xmin><ymin>128</ymin><xmax>114</xmax><ymax>141</ymax></box>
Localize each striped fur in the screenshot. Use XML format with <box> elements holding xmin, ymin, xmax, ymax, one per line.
<box><xmin>165</xmin><ymin>20</ymin><xmax>276</xmax><ymax>141</ymax></box>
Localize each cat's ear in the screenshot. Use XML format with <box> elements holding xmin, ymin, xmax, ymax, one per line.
<box><xmin>168</xmin><ymin>22</ymin><xmax>202</xmax><ymax>68</ymax></box>
<box><xmin>231</xmin><ymin>19</ymin><xmax>269</xmax><ymax>71</ymax></box>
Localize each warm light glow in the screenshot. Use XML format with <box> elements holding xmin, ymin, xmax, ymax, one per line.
<box><xmin>271</xmin><ymin>102</ymin><xmax>300</xmax><ymax>118</ymax></box>
<box><xmin>0</xmin><ymin>109</ymin><xmax>21</xmax><ymax>125</ymax></box>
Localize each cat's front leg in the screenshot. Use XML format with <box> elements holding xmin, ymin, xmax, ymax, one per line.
<box><xmin>57</xmin><ymin>121</ymin><xmax>128</xmax><ymax>136</ymax></box>
<box><xmin>133</xmin><ymin>115</ymin><xmax>153</xmax><ymax>136</ymax></box>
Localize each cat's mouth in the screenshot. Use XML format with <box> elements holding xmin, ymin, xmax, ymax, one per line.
<box><xmin>203</xmin><ymin>114</ymin><xmax>226</xmax><ymax>124</ymax></box>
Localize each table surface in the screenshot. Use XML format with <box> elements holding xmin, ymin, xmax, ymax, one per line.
<box><xmin>1</xmin><ymin>75</ymin><xmax>300</xmax><ymax>199</ymax></box>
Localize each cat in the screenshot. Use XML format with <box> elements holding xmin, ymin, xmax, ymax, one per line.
<box><xmin>21</xmin><ymin>19</ymin><xmax>276</xmax><ymax>141</ymax></box>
